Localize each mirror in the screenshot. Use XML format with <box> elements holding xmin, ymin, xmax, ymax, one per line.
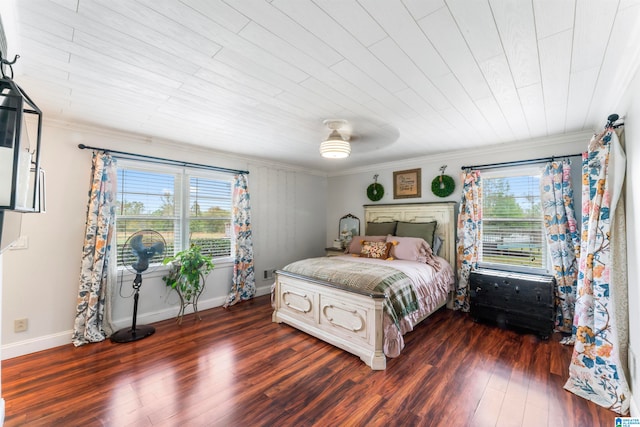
<box><xmin>339</xmin><ymin>213</ymin><xmax>360</xmax><ymax>247</ymax></box>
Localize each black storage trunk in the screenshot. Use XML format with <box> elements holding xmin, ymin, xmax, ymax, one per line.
<box><xmin>470</xmin><ymin>268</ymin><xmax>555</xmax><ymax>339</ymax></box>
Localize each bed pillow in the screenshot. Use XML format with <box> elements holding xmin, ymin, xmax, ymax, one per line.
<box><xmin>345</xmin><ymin>236</ymin><xmax>386</xmax><ymax>254</ymax></box>
<box><xmin>395</xmin><ymin>221</ymin><xmax>437</xmax><ymax>247</ymax></box>
<box><xmin>386</xmin><ymin>235</ymin><xmax>431</xmax><ymax>263</ymax></box>
<box><xmin>366</xmin><ymin>221</ymin><xmax>397</xmax><ymax>236</ymax></box>
<box><xmin>359</xmin><ymin>241</ymin><xmax>393</xmax><ymax>259</ymax></box>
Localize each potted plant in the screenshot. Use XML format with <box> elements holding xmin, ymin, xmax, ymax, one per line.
<box><xmin>162</xmin><ymin>244</ymin><xmax>215</xmax><ymax>324</ymax></box>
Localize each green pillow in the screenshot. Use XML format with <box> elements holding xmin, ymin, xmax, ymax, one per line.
<box><xmin>366</xmin><ymin>221</ymin><xmax>397</xmax><ymax>236</ymax></box>
<box><xmin>395</xmin><ymin>221</ymin><xmax>437</xmax><ymax>247</ymax></box>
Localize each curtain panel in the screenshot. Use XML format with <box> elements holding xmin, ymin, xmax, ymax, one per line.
<box><xmin>224</xmin><ymin>173</ymin><xmax>256</xmax><ymax>307</ymax></box>
<box><xmin>72</xmin><ymin>151</ymin><xmax>117</xmax><ymax>346</ymax></box>
<box><xmin>455</xmin><ymin>170</ymin><xmax>482</xmax><ymax>312</ymax></box>
<box><xmin>564</xmin><ymin>129</ymin><xmax>630</xmax><ymax>414</ymax></box>
<box><xmin>540</xmin><ymin>160</ymin><xmax>580</xmax><ymax>334</ymax></box>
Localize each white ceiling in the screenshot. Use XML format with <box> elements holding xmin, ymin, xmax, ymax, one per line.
<box><xmin>4</xmin><ymin>0</ymin><xmax>640</xmax><ymax>172</ymax></box>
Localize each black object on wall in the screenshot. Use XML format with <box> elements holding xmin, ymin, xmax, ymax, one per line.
<box><xmin>0</xmin><ymin>51</ymin><xmax>44</xmax><ymax>213</ymax></box>
<box><xmin>0</xmin><ymin>17</ymin><xmax>45</xmax><ymax>252</ymax></box>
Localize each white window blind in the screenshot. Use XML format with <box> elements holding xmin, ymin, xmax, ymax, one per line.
<box><xmin>188</xmin><ymin>176</ymin><xmax>232</xmax><ymax>258</ymax></box>
<box><xmin>115</xmin><ymin>162</ymin><xmax>233</xmax><ymax>267</ymax></box>
<box><xmin>480</xmin><ymin>167</ymin><xmax>548</xmax><ymax>273</ymax></box>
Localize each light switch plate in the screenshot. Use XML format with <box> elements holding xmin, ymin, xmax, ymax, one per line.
<box><xmin>9</xmin><ymin>235</ymin><xmax>28</xmax><ymax>250</ymax></box>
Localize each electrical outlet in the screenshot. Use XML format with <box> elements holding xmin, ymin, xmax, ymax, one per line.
<box><xmin>263</xmin><ymin>269</ymin><xmax>277</xmax><ymax>279</ymax></box>
<box><xmin>14</xmin><ymin>318</ymin><xmax>28</xmax><ymax>333</ymax></box>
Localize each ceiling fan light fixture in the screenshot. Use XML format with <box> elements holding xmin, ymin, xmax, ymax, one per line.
<box><xmin>320</xmin><ymin>129</ymin><xmax>351</xmax><ymax>159</ymax></box>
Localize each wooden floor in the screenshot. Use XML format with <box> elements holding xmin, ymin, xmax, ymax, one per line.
<box><xmin>3</xmin><ymin>295</ymin><xmax>615</xmax><ymax>427</ymax></box>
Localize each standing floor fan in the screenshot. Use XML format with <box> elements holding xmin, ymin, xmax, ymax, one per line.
<box><xmin>111</xmin><ymin>230</ymin><xmax>166</xmax><ymax>343</ymax></box>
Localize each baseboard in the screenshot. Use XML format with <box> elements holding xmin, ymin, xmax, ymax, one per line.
<box><xmin>112</xmin><ymin>284</ymin><xmax>271</xmax><ymax>328</ymax></box>
<box><xmin>1</xmin><ymin>330</ymin><xmax>72</xmax><ymax>360</ymax></box>
<box><xmin>111</xmin><ymin>296</ymin><xmax>228</xmax><ymax>329</ymax></box>
<box><xmin>1</xmin><ymin>284</ymin><xmax>272</xmax><ymax>360</ymax></box>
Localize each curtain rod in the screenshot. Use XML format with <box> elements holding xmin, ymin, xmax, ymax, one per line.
<box><xmin>461</xmin><ymin>153</ymin><xmax>583</xmax><ymax>171</ymax></box>
<box><xmin>77</xmin><ymin>144</ymin><xmax>249</xmax><ymax>175</ymax></box>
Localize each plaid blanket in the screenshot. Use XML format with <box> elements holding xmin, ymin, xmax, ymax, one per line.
<box><xmin>282</xmin><ymin>257</ymin><xmax>418</xmax><ymax>327</ymax></box>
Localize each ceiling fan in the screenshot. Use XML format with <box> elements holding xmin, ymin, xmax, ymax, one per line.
<box><xmin>320</xmin><ymin>119</ymin><xmax>352</xmax><ymax>159</ymax></box>
<box><xmin>319</xmin><ymin>119</ymin><xmax>400</xmax><ymax>159</ymax></box>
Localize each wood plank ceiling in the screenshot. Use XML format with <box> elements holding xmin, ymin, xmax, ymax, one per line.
<box><xmin>4</xmin><ymin>0</ymin><xmax>640</xmax><ymax>171</ymax></box>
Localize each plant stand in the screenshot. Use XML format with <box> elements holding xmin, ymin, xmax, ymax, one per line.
<box><xmin>162</xmin><ymin>245</ymin><xmax>214</xmax><ymax>325</ymax></box>
<box><xmin>175</xmin><ymin>284</ymin><xmax>205</xmax><ymax>325</ymax></box>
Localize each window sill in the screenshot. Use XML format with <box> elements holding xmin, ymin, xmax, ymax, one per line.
<box><xmin>117</xmin><ymin>257</ymin><xmax>235</xmax><ymax>279</ymax></box>
<box><xmin>477</xmin><ymin>262</ymin><xmax>550</xmax><ymax>276</ymax></box>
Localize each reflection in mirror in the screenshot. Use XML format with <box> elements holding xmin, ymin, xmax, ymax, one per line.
<box><xmin>339</xmin><ymin>213</ymin><xmax>360</xmax><ymax>248</ymax></box>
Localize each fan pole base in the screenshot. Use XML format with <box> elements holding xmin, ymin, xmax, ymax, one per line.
<box><xmin>110</xmin><ymin>325</ymin><xmax>155</xmax><ymax>343</ymax></box>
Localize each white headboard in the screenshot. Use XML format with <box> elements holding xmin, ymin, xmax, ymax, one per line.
<box><xmin>364</xmin><ymin>202</ymin><xmax>457</xmax><ymax>266</ymax></box>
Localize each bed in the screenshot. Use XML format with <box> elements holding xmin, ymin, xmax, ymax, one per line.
<box><xmin>271</xmin><ymin>202</ymin><xmax>457</xmax><ymax>370</ymax></box>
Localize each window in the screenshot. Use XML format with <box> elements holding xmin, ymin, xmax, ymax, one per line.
<box><xmin>480</xmin><ymin>166</ymin><xmax>548</xmax><ymax>273</ymax></box>
<box><xmin>115</xmin><ymin>161</ymin><xmax>233</xmax><ymax>268</ymax></box>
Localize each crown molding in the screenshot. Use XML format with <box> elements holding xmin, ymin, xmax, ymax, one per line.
<box><xmin>45</xmin><ymin>118</ymin><xmax>328</xmax><ymax>177</ymax></box>
<box><xmin>45</xmin><ymin>118</ymin><xmax>594</xmax><ymax>179</ymax></box>
<box><xmin>327</xmin><ymin>130</ymin><xmax>593</xmax><ymax>177</ymax></box>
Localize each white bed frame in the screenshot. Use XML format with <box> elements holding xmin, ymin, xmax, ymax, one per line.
<box><xmin>272</xmin><ymin>202</ymin><xmax>457</xmax><ymax>370</ymax></box>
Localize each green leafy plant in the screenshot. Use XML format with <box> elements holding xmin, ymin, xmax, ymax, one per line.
<box><xmin>162</xmin><ymin>244</ymin><xmax>215</xmax><ymax>303</ymax></box>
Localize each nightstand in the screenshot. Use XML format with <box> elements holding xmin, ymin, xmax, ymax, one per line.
<box><xmin>325</xmin><ymin>247</ymin><xmax>345</xmax><ymax>257</ymax></box>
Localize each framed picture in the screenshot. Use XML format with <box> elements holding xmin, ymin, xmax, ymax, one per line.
<box><xmin>393</xmin><ymin>168</ymin><xmax>421</xmax><ymax>199</ymax></box>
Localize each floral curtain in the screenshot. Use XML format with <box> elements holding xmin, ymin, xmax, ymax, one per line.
<box><xmin>540</xmin><ymin>160</ymin><xmax>579</xmax><ymax>335</ymax></box>
<box><xmin>72</xmin><ymin>151</ymin><xmax>117</xmax><ymax>346</ymax></box>
<box><xmin>455</xmin><ymin>169</ymin><xmax>482</xmax><ymax>312</ymax></box>
<box><xmin>224</xmin><ymin>173</ymin><xmax>255</xmax><ymax>307</ymax></box>
<box><xmin>564</xmin><ymin>129</ymin><xmax>630</xmax><ymax>414</ymax></box>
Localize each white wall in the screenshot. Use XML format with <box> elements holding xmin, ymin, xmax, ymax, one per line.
<box><xmin>1</xmin><ymin>121</ymin><xmax>327</xmax><ymax>359</ymax></box>
<box><xmin>325</xmin><ymin>131</ymin><xmax>589</xmax><ymax>246</ymax></box>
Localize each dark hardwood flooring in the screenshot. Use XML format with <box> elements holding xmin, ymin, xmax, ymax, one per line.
<box><xmin>2</xmin><ymin>295</ymin><xmax>615</xmax><ymax>426</ymax></box>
